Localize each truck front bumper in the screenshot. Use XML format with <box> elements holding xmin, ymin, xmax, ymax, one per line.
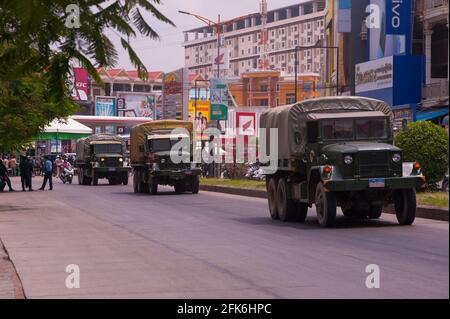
<box><xmin>323</xmin><ymin>175</ymin><xmax>426</xmax><ymax>192</ymax></box>
<box><xmin>93</xmin><ymin>167</ymin><xmax>131</xmax><ymax>173</ymax></box>
<box><xmin>151</xmin><ymin>168</ymin><xmax>202</xmax><ymax>179</ymax></box>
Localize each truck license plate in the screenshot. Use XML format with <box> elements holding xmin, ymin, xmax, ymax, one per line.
<box><xmin>369</xmin><ymin>178</ymin><xmax>385</xmax><ymax>188</ymax></box>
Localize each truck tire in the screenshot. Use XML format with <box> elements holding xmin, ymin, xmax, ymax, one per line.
<box><xmin>190</xmin><ymin>175</ymin><xmax>199</xmax><ymax>194</ymax></box>
<box><xmin>85</xmin><ymin>176</ymin><xmax>92</xmax><ymax>185</ymax></box>
<box><xmin>276</xmin><ymin>178</ymin><xmax>296</xmax><ymax>222</ymax></box>
<box><xmin>395</xmin><ymin>189</ymin><xmax>416</xmax><ymax>225</ymax></box>
<box><xmin>123</xmin><ymin>173</ymin><xmax>129</xmax><ymax>186</ymax></box>
<box><xmin>367</xmin><ymin>205</ymin><xmax>383</xmax><ymax>219</ymax></box>
<box><xmin>315</xmin><ymin>182</ymin><xmax>337</xmax><ymax>227</ymax></box>
<box><xmin>108</xmin><ymin>177</ymin><xmax>116</xmax><ymax>185</ymax></box>
<box><xmin>133</xmin><ymin>171</ymin><xmax>139</xmax><ymax>193</ymax></box>
<box><xmin>93</xmin><ymin>173</ymin><xmax>98</xmax><ymax>186</ymax></box>
<box><xmin>78</xmin><ymin>169</ymin><xmax>82</xmax><ymax>185</ymax></box>
<box><xmin>148</xmin><ymin>177</ymin><xmax>157</xmax><ymax>195</ymax></box>
<box><xmin>267</xmin><ymin>177</ymin><xmax>279</xmax><ymax>220</ymax></box>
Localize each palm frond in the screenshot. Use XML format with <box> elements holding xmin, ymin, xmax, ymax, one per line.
<box><xmin>120</xmin><ymin>37</ymin><xmax>148</xmax><ymax>80</ymax></box>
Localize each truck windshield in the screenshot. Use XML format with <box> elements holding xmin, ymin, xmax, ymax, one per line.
<box><xmin>356</xmin><ymin>118</ymin><xmax>387</xmax><ymax>139</ymax></box>
<box><xmin>93</xmin><ymin>144</ymin><xmax>122</xmax><ymax>154</ymax></box>
<box><xmin>149</xmin><ymin>139</ymin><xmax>174</xmax><ymax>152</ymax></box>
<box><xmin>322</xmin><ymin>119</ymin><xmax>354</xmax><ymax>140</ymax></box>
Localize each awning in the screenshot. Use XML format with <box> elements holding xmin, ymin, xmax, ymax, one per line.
<box><xmin>35</xmin><ymin>118</ymin><xmax>92</xmax><ymax>141</ymax></box>
<box><xmin>416</xmin><ymin>107</ymin><xmax>449</xmax><ymax>121</ymax></box>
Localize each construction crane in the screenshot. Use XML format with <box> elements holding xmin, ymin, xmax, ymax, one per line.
<box><xmin>258</xmin><ymin>0</ymin><xmax>269</xmax><ymax>70</ymax></box>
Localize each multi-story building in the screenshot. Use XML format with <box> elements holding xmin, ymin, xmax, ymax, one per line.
<box><xmin>182</xmin><ymin>0</ymin><xmax>327</xmax><ymax>79</ymax></box>
<box><xmin>228</xmin><ymin>70</ymin><xmax>320</xmax><ymax>107</ymax></box>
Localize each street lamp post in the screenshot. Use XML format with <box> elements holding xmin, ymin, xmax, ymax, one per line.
<box><xmin>294</xmin><ymin>44</ymin><xmax>340</xmax><ymax>102</ymax></box>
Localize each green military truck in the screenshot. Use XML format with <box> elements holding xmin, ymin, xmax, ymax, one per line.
<box><xmin>130</xmin><ymin>120</ymin><xmax>201</xmax><ymax>194</ymax></box>
<box><xmin>76</xmin><ymin>134</ymin><xmax>130</xmax><ymax>186</ymax></box>
<box><xmin>259</xmin><ymin>97</ymin><xmax>425</xmax><ymax>227</ymax></box>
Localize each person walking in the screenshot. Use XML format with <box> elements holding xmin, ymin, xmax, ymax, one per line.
<box><xmin>55</xmin><ymin>156</ymin><xmax>63</xmax><ymax>178</ymax></box>
<box><xmin>19</xmin><ymin>156</ymin><xmax>34</xmax><ymax>191</ymax></box>
<box><xmin>0</xmin><ymin>160</ymin><xmax>15</xmax><ymax>191</ymax></box>
<box><xmin>39</xmin><ymin>156</ymin><xmax>53</xmax><ymax>191</ymax></box>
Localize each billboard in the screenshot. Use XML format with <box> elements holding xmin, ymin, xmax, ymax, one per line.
<box><xmin>356</xmin><ymin>55</ymin><xmax>423</xmax><ymax>108</ymax></box>
<box><xmin>70</xmin><ymin>67</ymin><xmax>89</xmax><ymax>101</ymax></box>
<box><xmin>212</xmin><ymin>48</ymin><xmax>230</xmax><ymax>71</ymax></box>
<box><xmin>95</xmin><ymin>96</ymin><xmax>117</xmax><ymax>116</ymax></box>
<box><xmin>385</xmin><ymin>0</ymin><xmax>411</xmax><ymax>35</ymax></box>
<box><xmin>210</xmin><ymin>78</ymin><xmax>228</xmax><ymax>121</ymax></box>
<box><xmin>369</xmin><ymin>0</ymin><xmax>409</xmax><ymax>60</ymax></box>
<box><xmin>116</xmin><ymin>92</ymin><xmax>155</xmax><ymax>118</ymax></box>
<box><xmin>355</xmin><ymin>56</ymin><xmax>393</xmax><ymax>94</ymax></box>
<box><xmin>236</xmin><ymin>112</ymin><xmax>256</xmax><ymax>136</ymax></box>
<box><xmin>162</xmin><ymin>69</ymin><xmax>188</xmax><ymax>120</ymax></box>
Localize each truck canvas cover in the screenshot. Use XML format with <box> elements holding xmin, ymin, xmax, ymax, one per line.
<box><xmin>259</xmin><ymin>96</ymin><xmax>393</xmax><ymax>159</ymax></box>
<box><xmin>76</xmin><ymin>134</ymin><xmax>126</xmax><ymax>161</ymax></box>
<box><xmin>130</xmin><ymin>120</ymin><xmax>193</xmax><ymax>164</ymax></box>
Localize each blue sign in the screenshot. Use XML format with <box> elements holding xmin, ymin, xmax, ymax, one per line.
<box><xmin>385</xmin><ymin>0</ymin><xmax>411</xmax><ymax>35</ymax></box>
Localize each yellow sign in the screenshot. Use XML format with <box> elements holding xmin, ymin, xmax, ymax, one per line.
<box><xmin>188</xmin><ymin>100</ymin><xmax>210</xmax><ymax>122</ymax></box>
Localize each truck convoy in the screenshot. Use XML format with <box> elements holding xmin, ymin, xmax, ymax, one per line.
<box><xmin>76</xmin><ymin>134</ymin><xmax>130</xmax><ymax>186</ymax></box>
<box><xmin>130</xmin><ymin>120</ymin><xmax>201</xmax><ymax>194</ymax></box>
<box><xmin>259</xmin><ymin>96</ymin><xmax>426</xmax><ymax>227</ymax></box>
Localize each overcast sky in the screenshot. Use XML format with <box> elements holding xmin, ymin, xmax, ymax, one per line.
<box><xmin>109</xmin><ymin>0</ymin><xmax>309</xmax><ymax>72</ymax></box>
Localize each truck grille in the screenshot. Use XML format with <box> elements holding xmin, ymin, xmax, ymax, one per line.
<box><xmin>104</xmin><ymin>158</ymin><xmax>118</xmax><ymax>167</ymax></box>
<box><xmin>358</xmin><ymin>151</ymin><xmax>390</xmax><ymax>178</ymax></box>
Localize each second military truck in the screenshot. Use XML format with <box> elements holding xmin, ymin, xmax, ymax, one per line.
<box><xmin>76</xmin><ymin>134</ymin><xmax>130</xmax><ymax>186</ymax></box>
<box><xmin>130</xmin><ymin>120</ymin><xmax>201</xmax><ymax>194</ymax></box>
<box><xmin>259</xmin><ymin>96</ymin><xmax>426</xmax><ymax>227</ymax></box>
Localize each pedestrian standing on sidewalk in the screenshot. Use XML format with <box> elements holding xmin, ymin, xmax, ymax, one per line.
<box><xmin>19</xmin><ymin>156</ymin><xmax>33</xmax><ymax>191</ymax></box>
<box><xmin>39</xmin><ymin>156</ymin><xmax>53</xmax><ymax>191</ymax></box>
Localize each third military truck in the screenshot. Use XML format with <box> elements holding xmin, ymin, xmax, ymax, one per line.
<box><xmin>130</xmin><ymin>120</ymin><xmax>201</xmax><ymax>194</ymax></box>
<box><xmin>76</xmin><ymin>134</ymin><xmax>130</xmax><ymax>186</ymax></box>
<box><xmin>259</xmin><ymin>96</ymin><xmax>426</xmax><ymax>227</ymax></box>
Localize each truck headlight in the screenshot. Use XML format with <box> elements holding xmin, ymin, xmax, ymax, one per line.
<box><xmin>344</xmin><ymin>155</ymin><xmax>353</xmax><ymax>165</ymax></box>
<box><xmin>392</xmin><ymin>153</ymin><xmax>401</xmax><ymax>163</ymax></box>
<box><xmin>152</xmin><ymin>163</ymin><xmax>159</xmax><ymax>170</ymax></box>
<box><xmin>119</xmin><ymin>158</ymin><xmax>123</xmax><ymax>162</ymax></box>
<box><xmin>100</xmin><ymin>158</ymin><xmax>105</xmax><ymax>162</ymax></box>
<box><xmin>94</xmin><ymin>162</ymin><xmax>99</xmax><ymax>168</ymax></box>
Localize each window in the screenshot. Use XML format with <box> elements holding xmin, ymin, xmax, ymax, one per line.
<box><xmin>286</xmin><ymin>93</ymin><xmax>296</xmax><ymax>104</ymax></box>
<box><xmin>248</xmin><ymin>36</ymin><xmax>251</xmax><ymax>41</ymax></box>
<box><xmin>322</xmin><ymin>120</ymin><xmax>354</xmax><ymax>140</ymax></box>
<box><xmin>93</xmin><ymin>144</ymin><xmax>122</xmax><ymax>154</ymax></box>
<box><xmin>356</xmin><ymin>118</ymin><xmax>388</xmax><ymax>139</ymax></box>
<box><xmin>307</xmin><ymin>122</ymin><xmax>319</xmax><ymax>143</ymax></box>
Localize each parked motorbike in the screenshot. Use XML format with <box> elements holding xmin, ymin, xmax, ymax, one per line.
<box><xmin>245</xmin><ymin>164</ymin><xmax>266</xmax><ymax>181</ymax></box>
<box><xmin>442</xmin><ymin>171</ymin><xmax>449</xmax><ymax>192</ymax></box>
<box><xmin>60</xmin><ymin>165</ymin><xmax>74</xmax><ymax>184</ymax></box>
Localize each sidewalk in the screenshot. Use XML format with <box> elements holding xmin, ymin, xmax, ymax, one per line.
<box><xmin>0</xmin><ymin>238</ymin><xmax>25</xmax><ymax>299</ymax></box>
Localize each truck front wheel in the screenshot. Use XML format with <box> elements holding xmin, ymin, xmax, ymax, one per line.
<box><xmin>190</xmin><ymin>175</ymin><xmax>199</xmax><ymax>194</ymax></box>
<box><xmin>148</xmin><ymin>176</ymin><xmax>157</xmax><ymax>195</ymax></box>
<box><xmin>277</xmin><ymin>178</ymin><xmax>297</xmax><ymax>222</ymax></box>
<box><xmin>133</xmin><ymin>171</ymin><xmax>139</xmax><ymax>193</ymax></box>
<box><xmin>395</xmin><ymin>189</ymin><xmax>416</xmax><ymax>225</ymax></box>
<box><xmin>267</xmin><ymin>177</ymin><xmax>279</xmax><ymax>220</ymax></box>
<box><xmin>93</xmin><ymin>173</ymin><xmax>98</xmax><ymax>186</ymax></box>
<box><xmin>123</xmin><ymin>173</ymin><xmax>129</xmax><ymax>186</ymax></box>
<box><xmin>315</xmin><ymin>182</ymin><xmax>337</xmax><ymax>227</ymax></box>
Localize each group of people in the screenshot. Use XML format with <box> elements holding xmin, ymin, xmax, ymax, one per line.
<box><xmin>0</xmin><ymin>155</ymin><xmax>55</xmax><ymax>192</ymax></box>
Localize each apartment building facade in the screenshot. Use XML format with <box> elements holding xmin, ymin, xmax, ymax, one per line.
<box><xmin>182</xmin><ymin>0</ymin><xmax>327</xmax><ymax>79</ymax></box>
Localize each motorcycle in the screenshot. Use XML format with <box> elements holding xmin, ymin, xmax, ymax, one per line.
<box><xmin>60</xmin><ymin>165</ymin><xmax>74</xmax><ymax>184</ymax></box>
<box><xmin>245</xmin><ymin>164</ymin><xmax>266</xmax><ymax>181</ymax></box>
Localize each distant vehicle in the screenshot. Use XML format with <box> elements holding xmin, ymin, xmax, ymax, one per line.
<box><xmin>259</xmin><ymin>96</ymin><xmax>426</xmax><ymax>227</ymax></box>
<box><xmin>130</xmin><ymin>120</ymin><xmax>201</xmax><ymax>194</ymax></box>
<box><xmin>60</xmin><ymin>164</ymin><xmax>74</xmax><ymax>184</ymax></box>
<box><xmin>75</xmin><ymin>134</ymin><xmax>131</xmax><ymax>185</ymax></box>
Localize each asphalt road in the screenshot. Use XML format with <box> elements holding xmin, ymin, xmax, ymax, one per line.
<box><xmin>0</xmin><ymin>176</ymin><xmax>448</xmax><ymax>298</ymax></box>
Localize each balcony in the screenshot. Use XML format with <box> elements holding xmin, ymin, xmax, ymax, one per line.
<box><xmin>425</xmin><ymin>0</ymin><xmax>448</xmax><ymax>10</ymax></box>
<box><xmin>422</xmin><ymin>80</ymin><xmax>449</xmax><ymax>107</ymax></box>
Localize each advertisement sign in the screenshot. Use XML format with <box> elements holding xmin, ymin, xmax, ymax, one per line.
<box><xmin>355</xmin><ymin>56</ymin><xmax>393</xmax><ymax>94</ymax></box>
<box><xmin>70</xmin><ymin>67</ymin><xmax>89</xmax><ymax>101</ymax></box>
<box><xmin>189</xmin><ymin>100</ymin><xmax>210</xmax><ymax>133</ymax></box>
<box><xmin>337</xmin><ymin>0</ymin><xmax>351</xmax><ymax>33</ymax></box>
<box><xmin>210</xmin><ymin>78</ymin><xmax>228</xmax><ymax>121</ymax></box>
<box><xmin>385</xmin><ymin>0</ymin><xmax>411</xmax><ymax>35</ymax></box>
<box><xmin>95</xmin><ymin>96</ymin><xmax>117</xmax><ymax>116</ymax></box>
<box><xmin>212</xmin><ymin>48</ymin><xmax>230</xmax><ymax>71</ymax></box>
<box><xmin>369</xmin><ymin>0</ymin><xmax>407</xmax><ymax>60</ymax></box>
<box><xmin>116</xmin><ymin>92</ymin><xmax>155</xmax><ymax>118</ymax></box>
<box><xmin>162</xmin><ymin>69</ymin><xmax>188</xmax><ymax>120</ymax></box>
<box><xmin>236</xmin><ymin>112</ymin><xmax>256</xmax><ymax>136</ymax></box>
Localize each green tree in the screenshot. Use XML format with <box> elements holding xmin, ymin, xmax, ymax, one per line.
<box><xmin>0</xmin><ymin>0</ymin><xmax>174</xmax><ymax>151</ymax></box>
<box><xmin>395</xmin><ymin>121</ymin><xmax>449</xmax><ymax>186</ymax></box>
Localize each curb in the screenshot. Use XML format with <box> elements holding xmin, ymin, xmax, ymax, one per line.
<box><xmin>199</xmin><ymin>185</ymin><xmax>449</xmax><ymax>222</ymax></box>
